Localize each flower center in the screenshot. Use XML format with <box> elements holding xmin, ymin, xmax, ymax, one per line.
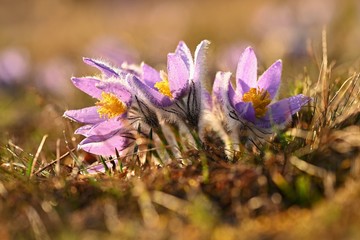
<box><xmin>242</xmin><ymin>87</ymin><xmax>271</xmax><ymax>118</ymax></box>
<box><xmin>96</xmin><ymin>92</ymin><xmax>127</xmax><ymax>119</ymax></box>
<box><xmin>154</xmin><ymin>71</ymin><xmax>173</xmax><ymax>98</ymax></box>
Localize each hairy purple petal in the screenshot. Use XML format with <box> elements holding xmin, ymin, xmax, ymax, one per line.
<box><xmin>74</xmin><ymin>124</ymin><xmax>94</xmax><ymax>137</ymax></box>
<box><xmin>228</xmin><ymin>82</ymin><xmax>238</xmax><ymax>109</ymax></box>
<box><xmin>213</xmin><ymin>71</ymin><xmax>243</xmax><ymax>123</ymax></box>
<box><xmin>87</xmin><ymin>159</ymin><xmax>119</xmax><ymax>174</ymax></box>
<box><xmin>236</xmin><ymin>47</ymin><xmax>258</xmax><ymax>96</ymax></box>
<box><xmin>213</xmin><ymin>71</ymin><xmax>232</xmax><ymax>106</ymax></box>
<box><xmin>234</xmin><ymin>101</ymin><xmax>256</xmax><ymax>123</ymax></box>
<box><xmin>268</xmin><ymin>94</ymin><xmax>311</xmax><ymax>117</ymax></box>
<box><xmin>63</xmin><ymin>106</ymin><xmax>102</xmax><ymax>124</ymax></box>
<box><xmin>287</xmin><ymin>94</ymin><xmax>312</xmax><ymax>114</ymax></box>
<box><xmin>71</xmin><ymin>77</ymin><xmax>102</xmax><ymax>99</ymax></box>
<box><xmin>83</xmin><ymin>58</ymin><xmax>119</xmax><ymax>78</ymax></box>
<box><xmin>81</xmin><ymin>117</ymin><xmax>125</xmax><ymax>137</ymax></box>
<box><xmin>257</xmin><ymin>60</ymin><xmax>282</xmax><ymax>99</ymax></box>
<box><xmin>167</xmin><ymin>53</ymin><xmax>189</xmax><ymax>99</ymax></box>
<box><xmin>174</xmin><ymin>41</ymin><xmax>193</xmax><ymax>71</ymax></box>
<box><xmin>193</xmin><ymin>40</ymin><xmax>210</xmax><ymax>85</ymax></box>
<box><xmin>141</xmin><ymin>63</ymin><xmax>161</xmax><ymax>88</ymax></box>
<box><xmin>130</xmin><ymin>75</ymin><xmax>173</xmax><ymax>107</ymax></box>
<box><xmin>202</xmin><ymin>90</ymin><xmax>212</xmax><ymax>110</ymax></box>
<box><xmin>78</xmin><ymin>130</ymin><xmax>129</xmax><ymax>156</ymax></box>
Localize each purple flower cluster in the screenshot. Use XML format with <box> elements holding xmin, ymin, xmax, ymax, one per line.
<box><xmin>64</xmin><ymin>40</ymin><xmax>311</xmax><ymax>158</ymax></box>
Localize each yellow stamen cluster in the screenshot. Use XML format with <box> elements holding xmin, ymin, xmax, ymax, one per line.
<box><xmin>242</xmin><ymin>87</ymin><xmax>271</xmax><ymax>118</ymax></box>
<box><xmin>96</xmin><ymin>92</ymin><xmax>127</xmax><ymax>119</ymax></box>
<box><xmin>154</xmin><ymin>70</ymin><xmax>173</xmax><ymax>98</ymax></box>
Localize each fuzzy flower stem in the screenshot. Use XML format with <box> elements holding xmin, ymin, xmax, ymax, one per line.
<box><xmin>151</xmin><ymin>148</ymin><xmax>163</xmax><ymax>166</ymax></box>
<box><xmin>189</xmin><ymin>128</ymin><xmax>203</xmax><ymax>150</ymax></box>
<box><xmin>200</xmin><ymin>152</ymin><xmax>209</xmax><ymax>183</ymax></box>
<box><xmin>147</xmin><ymin>128</ymin><xmax>164</xmax><ymax>166</ymax></box>
<box><xmin>155</xmin><ymin>127</ymin><xmax>176</xmax><ymax>161</ymax></box>
<box><xmin>169</xmin><ymin>124</ymin><xmax>183</xmax><ymax>152</ymax></box>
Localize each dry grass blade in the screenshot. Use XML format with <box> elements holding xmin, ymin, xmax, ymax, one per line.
<box><xmin>310</xmin><ymin>28</ymin><xmax>332</xmax><ymax>130</ymax></box>
<box><xmin>7</xmin><ymin>140</ymin><xmax>24</xmax><ymax>152</ymax></box>
<box><xmin>328</xmin><ymin>74</ymin><xmax>356</xmax><ymax>106</ymax></box>
<box><xmin>290</xmin><ymin>156</ymin><xmax>335</xmax><ymax>197</ymax></box>
<box><xmin>55</xmin><ymin>138</ymin><xmax>61</xmax><ymax>175</ymax></box>
<box><xmin>104</xmin><ymin>199</ymin><xmax>122</xmax><ymax>234</ymax></box>
<box><xmin>151</xmin><ymin>190</ymin><xmax>189</xmax><ymax>216</ymax></box>
<box><xmin>132</xmin><ymin>179</ymin><xmax>159</xmax><ymax>228</ymax></box>
<box><xmin>329</xmin><ymin>126</ymin><xmax>360</xmax><ymax>153</ymax></box>
<box><xmin>29</xmin><ymin>135</ymin><xmax>48</xmax><ymax>178</ymax></box>
<box><xmin>333</xmin><ymin>74</ymin><xmax>360</xmax><ymax>126</ymax></box>
<box><xmin>24</xmin><ymin>206</ymin><xmax>51</xmax><ymax>240</ymax></box>
<box><xmin>33</xmin><ymin>149</ymin><xmax>74</xmax><ymax>175</ymax></box>
<box><xmin>321</xmin><ymin>27</ymin><xmax>329</xmax><ymax>113</ymax></box>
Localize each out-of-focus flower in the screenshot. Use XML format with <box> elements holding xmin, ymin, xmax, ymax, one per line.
<box><xmin>131</xmin><ymin>40</ymin><xmax>210</xmax><ymax>130</ymax></box>
<box><xmin>213</xmin><ymin>47</ymin><xmax>311</xmax><ymax>131</ymax></box>
<box><xmin>64</xmin><ymin>74</ymin><xmax>134</xmax><ymax>156</ymax></box>
<box><xmin>85</xmin><ymin>37</ymin><xmax>139</xmax><ymax>67</ymax></box>
<box><xmin>0</xmin><ymin>47</ymin><xmax>29</xmax><ymax>85</ymax></box>
<box><xmin>35</xmin><ymin>57</ymin><xmax>74</xmax><ymax>97</ymax></box>
<box><xmin>251</xmin><ymin>0</ymin><xmax>336</xmax><ymax>59</ymax></box>
<box><xmin>216</xmin><ymin>43</ymin><xmax>248</xmax><ymax>71</ymax></box>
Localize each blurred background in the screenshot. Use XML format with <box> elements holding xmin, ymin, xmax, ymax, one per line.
<box><xmin>0</xmin><ymin>0</ymin><xmax>359</xmax><ymax>149</ymax></box>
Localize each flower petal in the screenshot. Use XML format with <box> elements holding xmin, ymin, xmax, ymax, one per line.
<box><xmin>174</xmin><ymin>41</ymin><xmax>193</xmax><ymax>72</ymax></box>
<box><xmin>234</xmin><ymin>101</ymin><xmax>256</xmax><ymax>123</ymax></box>
<box><xmin>286</xmin><ymin>94</ymin><xmax>312</xmax><ymax>115</ymax></box>
<box><xmin>78</xmin><ymin>130</ymin><xmax>131</xmax><ymax>156</ymax></box>
<box><xmin>167</xmin><ymin>53</ymin><xmax>189</xmax><ymax>99</ymax></box>
<box><xmin>96</xmin><ymin>81</ymin><xmax>133</xmax><ymax>107</ymax></box>
<box><xmin>255</xmin><ymin>94</ymin><xmax>311</xmax><ymax>128</ymax></box>
<box><xmin>193</xmin><ymin>40</ymin><xmax>210</xmax><ymax>85</ymax></box>
<box><xmin>130</xmin><ymin>75</ymin><xmax>173</xmax><ymax>107</ymax></box>
<box><xmin>74</xmin><ymin>124</ymin><xmax>94</xmax><ymax>137</ymax></box>
<box><xmin>213</xmin><ymin>71</ymin><xmax>232</xmax><ymax>107</ymax></box>
<box><xmin>86</xmin><ymin>159</ymin><xmax>119</xmax><ymax>174</ymax></box>
<box><xmin>236</xmin><ymin>47</ymin><xmax>258</xmax><ymax>96</ymax></box>
<box><xmin>63</xmin><ymin>106</ymin><xmax>103</xmax><ymax>124</ymax></box>
<box><xmin>81</xmin><ymin>117</ymin><xmax>125</xmax><ymax>137</ymax></box>
<box><xmin>71</xmin><ymin>77</ymin><xmax>102</xmax><ymax>99</ymax></box>
<box><xmin>202</xmin><ymin>89</ymin><xmax>212</xmax><ymax>111</ymax></box>
<box><xmin>83</xmin><ymin>58</ymin><xmax>120</xmax><ymax>78</ymax></box>
<box><xmin>141</xmin><ymin>63</ymin><xmax>161</xmax><ymax>88</ymax></box>
<box><xmin>213</xmin><ymin>71</ymin><xmax>248</xmax><ymax>125</ymax></box>
<box><xmin>120</xmin><ymin>62</ymin><xmax>142</xmax><ymax>76</ymax></box>
<box><xmin>257</xmin><ymin>60</ymin><xmax>282</xmax><ymax>99</ymax></box>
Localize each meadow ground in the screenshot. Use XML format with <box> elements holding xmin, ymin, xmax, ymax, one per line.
<box><xmin>0</xmin><ymin>0</ymin><xmax>359</xmax><ymax>239</ymax></box>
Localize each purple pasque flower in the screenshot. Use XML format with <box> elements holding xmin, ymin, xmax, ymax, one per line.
<box><xmin>0</xmin><ymin>46</ymin><xmax>29</xmax><ymax>86</ymax></box>
<box><xmin>81</xmin><ymin>57</ymin><xmax>160</xmax><ymax>129</ymax></box>
<box><xmin>130</xmin><ymin>40</ymin><xmax>210</xmax><ymax>129</ymax></box>
<box><xmin>64</xmin><ymin>75</ymin><xmax>135</xmax><ymax>156</ymax></box>
<box><xmin>213</xmin><ymin>46</ymin><xmax>311</xmax><ymax>130</ymax></box>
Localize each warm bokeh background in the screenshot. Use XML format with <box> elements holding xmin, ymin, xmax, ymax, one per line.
<box><xmin>0</xmin><ymin>1</ymin><xmax>360</xmax><ymax>239</ymax></box>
